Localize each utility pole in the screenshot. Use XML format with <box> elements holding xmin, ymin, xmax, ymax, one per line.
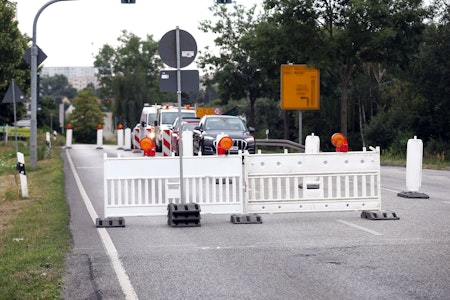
<box><xmin>30</xmin><ymin>0</ymin><xmax>77</xmax><ymax>168</ymax></box>
<box><xmin>30</xmin><ymin>0</ymin><xmax>135</xmax><ymax>168</ymax></box>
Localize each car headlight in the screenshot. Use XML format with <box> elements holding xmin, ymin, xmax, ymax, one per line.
<box><xmin>203</xmin><ymin>136</ymin><xmax>215</xmax><ymax>141</ymax></box>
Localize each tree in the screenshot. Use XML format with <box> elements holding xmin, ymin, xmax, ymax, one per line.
<box><xmin>94</xmin><ymin>31</ymin><xmax>163</xmax><ymax>127</ymax></box>
<box><xmin>0</xmin><ymin>0</ymin><xmax>30</xmax><ymax>125</ymax></box>
<box><xmin>67</xmin><ymin>89</ymin><xmax>105</xmax><ymax>143</ymax></box>
<box><xmin>199</xmin><ymin>3</ymin><xmax>266</xmax><ymax>128</ymax></box>
<box><xmin>409</xmin><ymin>2</ymin><xmax>450</xmax><ymax>153</ymax></box>
<box><xmin>39</xmin><ymin>74</ymin><xmax>77</xmax><ymax>102</ymax></box>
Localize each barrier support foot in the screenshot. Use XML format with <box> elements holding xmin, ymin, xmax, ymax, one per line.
<box><xmin>96</xmin><ymin>217</ymin><xmax>125</xmax><ymax>227</ymax></box>
<box><xmin>397</xmin><ymin>191</ymin><xmax>429</xmax><ymax>199</ymax></box>
<box><xmin>167</xmin><ymin>203</ymin><xmax>201</xmax><ymax>227</ymax></box>
<box><xmin>361</xmin><ymin>210</ymin><xmax>399</xmax><ymax>221</ymax></box>
<box><xmin>230</xmin><ymin>214</ymin><xmax>262</xmax><ymax>224</ymax></box>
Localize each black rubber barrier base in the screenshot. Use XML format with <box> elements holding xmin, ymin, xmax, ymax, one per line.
<box><xmin>397</xmin><ymin>191</ymin><xmax>430</xmax><ymax>199</ymax></box>
<box><xmin>361</xmin><ymin>210</ymin><xmax>399</xmax><ymax>220</ymax></box>
<box><xmin>167</xmin><ymin>203</ymin><xmax>201</xmax><ymax>227</ymax></box>
<box><xmin>96</xmin><ymin>217</ymin><xmax>125</xmax><ymax>227</ymax></box>
<box><xmin>230</xmin><ymin>214</ymin><xmax>263</xmax><ymax>224</ymax></box>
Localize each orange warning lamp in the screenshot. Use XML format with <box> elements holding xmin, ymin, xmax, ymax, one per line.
<box><xmin>140</xmin><ymin>137</ymin><xmax>156</xmax><ymax>156</ymax></box>
<box><xmin>217</xmin><ymin>135</ymin><xmax>233</xmax><ymax>155</ymax></box>
<box><xmin>186</xmin><ymin>104</ymin><xmax>190</xmax><ymax>109</ymax></box>
<box><xmin>66</xmin><ymin>124</ymin><xmax>72</xmax><ymax>130</ymax></box>
<box><xmin>331</xmin><ymin>133</ymin><xmax>348</xmax><ymax>152</ymax></box>
<box><xmin>97</xmin><ymin>124</ymin><xmax>103</xmax><ymax>130</ymax></box>
<box><xmin>117</xmin><ymin>123</ymin><xmax>123</xmax><ymax>130</ymax></box>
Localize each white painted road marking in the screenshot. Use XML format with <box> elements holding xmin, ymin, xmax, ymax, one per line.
<box><xmin>337</xmin><ymin>219</ymin><xmax>383</xmax><ymax>236</ymax></box>
<box><xmin>382</xmin><ymin>187</ymin><xmax>400</xmax><ymax>193</ymax></box>
<box><xmin>66</xmin><ymin>149</ymin><xmax>139</xmax><ymax>300</ymax></box>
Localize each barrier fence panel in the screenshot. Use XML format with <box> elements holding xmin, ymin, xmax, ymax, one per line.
<box><xmin>103</xmin><ymin>154</ymin><xmax>244</xmax><ymax>217</ymax></box>
<box><xmin>103</xmin><ymin>148</ymin><xmax>381</xmax><ymax>218</ymax></box>
<box><xmin>244</xmin><ymin>148</ymin><xmax>381</xmax><ymax>214</ymax></box>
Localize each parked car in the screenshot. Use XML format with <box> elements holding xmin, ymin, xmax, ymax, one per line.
<box><xmin>171</xmin><ymin>117</ymin><xmax>200</xmax><ymax>156</ymax></box>
<box><xmin>192</xmin><ymin>115</ymin><xmax>256</xmax><ymax>155</ymax></box>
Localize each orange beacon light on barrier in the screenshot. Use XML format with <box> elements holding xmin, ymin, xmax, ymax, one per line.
<box><xmin>217</xmin><ymin>135</ymin><xmax>233</xmax><ymax>155</ymax></box>
<box><xmin>140</xmin><ymin>136</ymin><xmax>156</xmax><ymax>156</ymax></box>
<box><xmin>331</xmin><ymin>133</ymin><xmax>348</xmax><ymax>152</ymax></box>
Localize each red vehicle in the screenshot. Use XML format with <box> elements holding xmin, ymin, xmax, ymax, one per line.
<box><xmin>171</xmin><ymin>117</ymin><xmax>200</xmax><ymax>156</ymax></box>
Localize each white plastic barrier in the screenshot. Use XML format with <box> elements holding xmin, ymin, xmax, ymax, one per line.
<box><xmin>304</xmin><ymin>133</ymin><xmax>321</xmax><ymax>198</ymax></box>
<box><xmin>96</xmin><ymin>127</ymin><xmax>103</xmax><ymax>149</ymax></box>
<box><xmin>104</xmin><ymin>154</ymin><xmax>244</xmax><ymax>217</ymax></box>
<box><xmin>117</xmin><ymin>128</ymin><xmax>124</xmax><ymax>150</ymax></box>
<box><xmin>65</xmin><ymin>128</ymin><xmax>73</xmax><ymax>149</ymax></box>
<box><xmin>244</xmin><ymin>148</ymin><xmax>381</xmax><ymax>214</ymax></box>
<box><xmin>182</xmin><ymin>131</ymin><xmax>193</xmax><ymax>156</ymax></box>
<box><xmin>405</xmin><ymin>136</ymin><xmax>422</xmax><ymax>192</ymax></box>
<box><xmin>124</xmin><ymin>128</ymin><xmax>132</xmax><ymax>151</ymax></box>
<box><xmin>397</xmin><ymin>136</ymin><xmax>429</xmax><ymax>198</ymax></box>
<box><xmin>102</xmin><ymin>148</ymin><xmax>382</xmax><ymax>217</ymax></box>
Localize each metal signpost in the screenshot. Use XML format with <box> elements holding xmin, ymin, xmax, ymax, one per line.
<box><xmin>159</xmin><ymin>27</ymin><xmax>199</xmax><ymax>203</ymax></box>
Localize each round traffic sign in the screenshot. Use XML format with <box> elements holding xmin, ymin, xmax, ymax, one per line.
<box><xmin>158</xmin><ymin>29</ymin><xmax>197</xmax><ymax>68</ymax></box>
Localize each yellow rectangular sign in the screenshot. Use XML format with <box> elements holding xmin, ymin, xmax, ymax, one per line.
<box><xmin>196</xmin><ymin>107</ymin><xmax>222</xmax><ymax>118</ymax></box>
<box><xmin>281</xmin><ymin>65</ymin><xmax>320</xmax><ymax>110</ymax></box>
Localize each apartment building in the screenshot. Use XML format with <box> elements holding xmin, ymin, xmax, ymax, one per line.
<box><xmin>41</xmin><ymin>66</ymin><xmax>100</xmax><ymax>91</ymax></box>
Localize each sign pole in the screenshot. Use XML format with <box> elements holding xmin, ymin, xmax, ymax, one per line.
<box><xmin>175</xmin><ymin>26</ymin><xmax>185</xmax><ymax>203</ymax></box>
<box><xmin>299</xmin><ymin>111</ymin><xmax>302</xmax><ymax>145</ymax></box>
<box><xmin>11</xmin><ymin>80</ymin><xmax>19</xmax><ymax>154</ymax></box>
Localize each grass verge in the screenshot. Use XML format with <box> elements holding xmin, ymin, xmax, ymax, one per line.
<box><xmin>0</xmin><ymin>137</ymin><xmax>71</xmax><ymax>299</ymax></box>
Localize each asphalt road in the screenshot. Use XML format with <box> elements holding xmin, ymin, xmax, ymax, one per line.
<box><xmin>61</xmin><ymin>144</ymin><xmax>450</xmax><ymax>300</ymax></box>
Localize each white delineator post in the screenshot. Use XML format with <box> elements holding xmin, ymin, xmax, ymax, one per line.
<box><xmin>124</xmin><ymin>128</ymin><xmax>132</xmax><ymax>151</ymax></box>
<box><xmin>182</xmin><ymin>131</ymin><xmax>193</xmax><ymax>156</ymax></box>
<box><xmin>117</xmin><ymin>125</ymin><xmax>124</xmax><ymax>150</ymax></box>
<box><xmin>16</xmin><ymin>152</ymin><xmax>28</xmax><ymax>198</ymax></box>
<box><xmin>65</xmin><ymin>125</ymin><xmax>73</xmax><ymax>149</ymax></box>
<box><xmin>96</xmin><ymin>125</ymin><xmax>103</xmax><ymax>149</ymax></box>
<box><xmin>303</xmin><ymin>133</ymin><xmax>323</xmax><ymax>198</ymax></box>
<box><xmin>398</xmin><ymin>136</ymin><xmax>429</xmax><ymax>198</ymax></box>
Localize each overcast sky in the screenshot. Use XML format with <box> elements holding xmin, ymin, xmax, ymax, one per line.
<box><xmin>16</xmin><ymin>0</ymin><xmax>260</xmax><ymax>68</ymax></box>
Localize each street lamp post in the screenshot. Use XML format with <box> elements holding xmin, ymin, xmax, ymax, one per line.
<box><xmin>30</xmin><ymin>0</ymin><xmax>77</xmax><ymax>169</ymax></box>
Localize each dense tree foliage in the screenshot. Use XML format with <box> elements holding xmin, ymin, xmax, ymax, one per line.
<box><xmin>199</xmin><ymin>0</ymin><xmax>448</xmax><ymax>157</ymax></box>
<box><xmin>0</xmin><ymin>0</ymin><xmax>30</xmax><ymax>125</ymax></box>
<box><xmin>67</xmin><ymin>89</ymin><xmax>104</xmax><ymax>143</ymax></box>
<box><xmin>36</xmin><ymin>74</ymin><xmax>77</xmax><ymax>131</ymax></box>
<box><xmin>94</xmin><ymin>31</ymin><xmax>165</xmax><ymax>127</ymax></box>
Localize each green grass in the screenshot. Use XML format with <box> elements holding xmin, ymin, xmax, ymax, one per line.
<box><xmin>0</xmin><ymin>135</ymin><xmax>71</xmax><ymax>299</ymax></box>
<box><xmin>380</xmin><ymin>152</ymin><xmax>450</xmax><ymax>170</ymax></box>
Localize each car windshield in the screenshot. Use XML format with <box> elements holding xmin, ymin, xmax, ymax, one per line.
<box><xmin>204</xmin><ymin>118</ymin><xmax>246</xmax><ymax>131</ymax></box>
<box><xmin>162</xmin><ymin>111</ymin><xmax>195</xmax><ymax>125</ymax></box>
<box><xmin>181</xmin><ymin>123</ymin><xmax>198</xmax><ymax>131</ymax></box>
<box><xmin>147</xmin><ymin>113</ymin><xmax>156</xmax><ymax>124</ymax></box>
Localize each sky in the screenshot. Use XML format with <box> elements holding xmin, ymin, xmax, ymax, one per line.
<box><xmin>15</xmin><ymin>0</ymin><xmax>261</xmax><ymax>68</ymax></box>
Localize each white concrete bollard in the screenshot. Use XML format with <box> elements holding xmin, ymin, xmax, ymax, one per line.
<box><xmin>182</xmin><ymin>131</ymin><xmax>193</xmax><ymax>156</ymax></box>
<box><xmin>398</xmin><ymin>136</ymin><xmax>429</xmax><ymax>198</ymax></box>
<box><xmin>65</xmin><ymin>126</ymin><xmax>73</xmax><ymax>149</ymax></box>
<box><xmin>16</xmin><ymin>152</ymin><xmax>28</xmax><ymax>198</ymax></box>
<box><xmin>124</xmin><ymin>128</ymin><xmax>132</xmax><ymax>151</ymax></box>
<box><xmin>96</xmin><ymin>125</ymin><xmax>103</xmax><ymax>149</ymax></box>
